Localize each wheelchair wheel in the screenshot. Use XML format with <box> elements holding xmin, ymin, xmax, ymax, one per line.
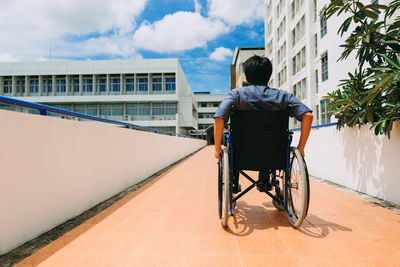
<box><xmin>287</xmin><ymin>147</ymin><xmax>310</xmax><ymax>228</ymax></box>
<box><xmin>220</xmin><ymin>147</ymin><xmax>230</xmax><ymax>227</ymax></box>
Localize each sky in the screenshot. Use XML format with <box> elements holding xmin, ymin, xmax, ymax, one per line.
<box><xmin>0</xmin><ymin>0</ymin><xmax>265</xmax><ymax>94</ymax></box>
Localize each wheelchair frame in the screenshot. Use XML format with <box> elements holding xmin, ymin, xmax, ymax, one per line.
<box><xmin>217</xmin><ymin>111</ymin><xmax>310</xmax><ymax>228</ymax></box>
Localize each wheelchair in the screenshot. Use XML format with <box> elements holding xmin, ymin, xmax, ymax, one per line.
<box><xmin>218</xmin><ymin>110</ymin><xmax>310</xmax><ymax>228</ymax></box>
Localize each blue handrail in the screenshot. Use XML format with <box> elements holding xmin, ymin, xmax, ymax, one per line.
<box><xmin>290</xmin><ymin>122</ymin><xmax>338</xmax><ymax>132</ymax></box>
<box><xmin>0</xmin><ymin>96</ymin><xmax>195</xmax><ymax>139</ymax></box>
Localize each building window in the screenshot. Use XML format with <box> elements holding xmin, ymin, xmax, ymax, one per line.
<box><xmin>152</xmin><ymin>102</ymin><xmax>165</xmax><ymax>116</ymax></box>
<box><xmin>137</xmin><ymin>77</ymin><xmax>148</xmax><ymax>92</ymax></box>
<box><xmin>315</xmin><ymin>69</ymin><xmax>319</xmax><ymax>93</ymax></box>
<box><xmin>291</xmin><ymin>0</ymin><xmax>304</xmax><ymax>19</ymax></box>
<box><xmin>291</xmin><ymin>16</ymin><xmax>305</xmax><ymax>48</ymax></box>
<box><xmin>86</xmin><ymin>104</ymin><xmax>98</xmax><ymax>116</ymax></box>
<box><xmin>313</xmin><ymin>0</ymin><xmax>317</xmax><ymax>22</ymax></box>
<box><xmin>83</xmin><ymin>78</ymin><xmax>92</xmax><ymax>93</ymax></box>
<box><xmin>126</xmin><ymin>103</ymin><xmax>138</xmax><ymax>116</ymax></box>
<box><xmin>56</xmin><ymin>79</ymin><xmax>65</xmax><ymax>93</ymax></box>
<box><xmin>277</xmin><ymin>42</ymin><xmax>286</xmax><ymax>64</ymax></box>
<box><xmin>278</xmin><ymin>66</ymin><xmax>287</xmax><ymax>87</ymax></box>
<box><xmin>277</xmin><ymin>17</ymin><xmax>286</xmax><ymax>41</ymax></box>
<box><xmin>166</xmin><ymin>103</ymin><xmax>177</xmax><ymax>115</ymax></box>
<box><xmin>199</xmin><ymin>113</ymin><xmax>214</xmax><ymax>119</ymax></box>
<box><xmin>152</xmin><ymin>78</ymin><xmax>162</xmax><ymax>92</ymax></box>
<box><xmin>314</xmin><ymin>34</ymin><xmax>318</xmax><ymax>57</ymax></box>
<box><xmin>3</xmin><ymin>79</ymin><xmax>11</xmax><ymax>94</ymax></box>
<box><xmin>100</xmin><ymin>104</ymin><xmax>112</xmax><ymax>117</ymax></box>
<box><xmin>266</xmin><ymin>40</ymin><xmax>273</xmax><ymax>57</ymax></box>
<box><xmin>17</xmin><ymin>79</ymin><xmax>25</xmax><ymax>96</ymax></box>
<box><xmin>138</xmin><ymin>103</ymin><xmax>150</xmax><ymax>116</ymax></box>
<box><xmin>126</xmin><ymin>78</ymin><xmax>134</xmax><ymax>92</ymax></box>
<box><xmin>320</xmin><ymin>99</ymin><xmax>330</xmax><ymax>124</ymax></box>
<box><xmin>112</xmin><ymin>104</ymin><xmax>124</xmax><ymax>117</ymax></box>
<box><xmin>292</xmin><ymin>78</ymin><xmax>307</xmax><ymax>100</ymax></box>
<box><xmin>99</xmin><ymin>79</ymin><xmax>106</xmax><ymax>93</ymax></box>
<box><xmin>30</xmin><ymin>80</ymin><xmax>39</xmax><ymax>93</ymax></box>
<box><xmin>42</xmin><ymin>79</ymin><xmax>52</xmax><ymax>95</ymax></box>
<box><xmin>301</xmin><ymin>78</ymin><xmax>307</xmax><ymax>100</ymax></box>
<box><xmin>110</xmin><ymin>78</ymin><xmax>120</xmax><ymax>93</ymax></box>
<box><xmin>73</xmin><ymin>79</ymin><xmax>79</xmax><ymax>93</ymax></box>
<box><xmin>74</xmin><ymin>104</ymin><xmax>85</xmax><ymax>114</ymax></box>
<box><xmin>320</xmin><ymin>9</ymin><xmax>327</xmax><ymax>38</ymax></box>
<box><xmin>321</xmin><ymin>52</ymin><xmax>328</xmax><ymax>81</ymax></box>
<box><xmin>277</xmin><ymin>0</ymin><xmax>285</xmax><ymax>17</ymax></box>
<box><xmin>316</xmin><ymin>104</ymin><xmax>320</xmax><ymax>125</ymax></box>
<box><xmin>292</xmin><ymin>46</ymin><xmax>306</xmax><ymax>75</ymax></box>
<box><xmin>165</xmin><ymin>77</ymin><xmax>176</xmax><ymax>91</ymax></box>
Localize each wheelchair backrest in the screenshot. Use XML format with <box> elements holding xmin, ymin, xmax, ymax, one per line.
<box><xmin>230</xmin><ymin>110</ymin><xmax>289</xmax><ymax>171</ymax></box>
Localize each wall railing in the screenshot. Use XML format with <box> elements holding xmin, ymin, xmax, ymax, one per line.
<box><xmin>0</xmin><ymin>96</ymin><xmax>195</xmax><ymax>138</ymax></box>
<box><xmin>290</xmin><ymin>122</ymin><xmax>338</xmax><ymax>132</ymax></box>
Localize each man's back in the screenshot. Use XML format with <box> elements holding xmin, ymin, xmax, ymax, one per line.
<box><xmin>214</xmin><ymin>85</ymin><xmax>311</xmax><ymax>123</ymax></box>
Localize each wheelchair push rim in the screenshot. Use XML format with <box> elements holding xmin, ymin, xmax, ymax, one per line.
<box><xmin>220</xmin><ymin>147</ymin><xmax>230</xmax><ymax>227</ymax></box>
<box><xmin>286</xmin><ymin>147</ymin><xmax>310</xmax><ymax>228</ymax></box>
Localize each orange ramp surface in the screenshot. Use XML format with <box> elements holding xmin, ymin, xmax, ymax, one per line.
<box><xmin>15</xmin><ymin>146</ymin><xmax>400</xmax><ymax>267</ymax></box>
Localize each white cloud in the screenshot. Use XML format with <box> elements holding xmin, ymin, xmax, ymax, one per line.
<box><xmin>52</xmin><ymin>35</ymin><xmax>142</xmax><ymax>59</ymax></box>
<box><xmin>209</xmin><ymin>47</ymin><xmax>233</xmax><ymax>61</ymax></box>
<box><xmin>0</xmin><ymin>53</ymin><xmax>21</xmax><ymax>62</ymax></box>
<box><xmin>133</xmin><ymin>11</ymin><xmax>229</xmax><ymax>53</ymax></box>
<box><xmin>194</xmin><ymin>0</ymin><xmax>202</xmax><ymax>13</ymax></box>
<box><xmin>0</xmin><ymin>0</ymin><xmax>147</xmax><ymax>60</ymax></box>
<box><xmin>207</xmin><ymin>0</ymin><xmax>264</xmax><ymax>26</ymax></box>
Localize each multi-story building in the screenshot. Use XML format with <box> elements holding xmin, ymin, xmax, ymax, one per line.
<box><xmin>0</xmin><ymin>58</ymin><xmax>197</xmax><ymax>134</ymax></box>
<box><xmin>192</xmin><ymin>91</ymin><xmax>225</xmax><ymax>139</ymax></box>
<box><xmin>265</xmin><ymin>0</ymin><xmax>391</xmax><ymax>128</ymax></box>
<box><xmin>230</xmin><ymin>47</ymin><xmax>265</xmax><ymax>90</ymax></box>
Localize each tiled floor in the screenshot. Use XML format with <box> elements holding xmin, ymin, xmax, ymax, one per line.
<box><xmin>16</xmin><ymin>146</ymin><xmax>400</xmax><ymax>267</ymax></box>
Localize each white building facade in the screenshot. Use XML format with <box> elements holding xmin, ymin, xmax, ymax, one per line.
<box><xmin>264</xmin><ymin>0</ymin><xmax>390</xmax><ymax>128</ymax></box>
<box><xmin>0</xmin><ymin>59</ymin><xmax>198</xmax><ymax>134</ymax></box>
<box><xmin>231</xmin><ymin>47</ymin><xmax>265</xmax><ymax>90</ymax></box>
<box><xmin>192</xmin><ymin>92</ymin><xmax>225</xmax><ymax>139</ymax></box>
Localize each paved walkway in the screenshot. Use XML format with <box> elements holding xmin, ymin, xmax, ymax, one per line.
<box><xmin>16</xmin><ymin>146</ymin><xmax>400</xmax><ymax>267</ymax></box>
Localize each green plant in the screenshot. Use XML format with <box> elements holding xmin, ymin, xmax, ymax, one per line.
<box><xmin>324</xmin><ymin>0</ymin><xmax>400</xmax><ymax>137</ymax></box>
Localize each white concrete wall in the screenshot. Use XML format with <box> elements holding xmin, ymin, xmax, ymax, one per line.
<box><xmin>0</xmin><ymin>110</ymin><xmax>206</xmax><ymax>255</ymax></box>
<box><xmin>293</xmin><ymin>122</ymin><xmax>400</xmax><ymax>205</ymax></box>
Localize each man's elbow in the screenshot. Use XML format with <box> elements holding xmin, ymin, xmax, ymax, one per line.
<box><xmin>302</xmin><ymin>112</ymin><xmax>313</xmax><ymax>122</ymax></box>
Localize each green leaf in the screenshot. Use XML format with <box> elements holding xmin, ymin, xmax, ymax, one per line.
<box><xmin>366</xmin><ymin>108</ymin><xmax>374</xmax><ymax>123</ymax></box>
<box><xmin>364</xmin><ymin>10</ymin><xmax>379</xmax><ymax>19</ymax></box>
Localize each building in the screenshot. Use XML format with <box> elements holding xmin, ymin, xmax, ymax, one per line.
<box><xmin>192</xmin><ymin>91</ymin><xmax>226</xmax><ymax>139</ymax></box>
<box><xmin>0</xmin><ymin>58</ymin><xmax>197</xmax><ymax>134</ymax></box>
<box><xmin>230</xmin><ymin>47</ymin><xmax>265</xmax><ymax>90</ymax></box>
<box><xmin>265</xmin><ymin>0</ymin><xmax>391</xmax><ymax>128</ymax></box>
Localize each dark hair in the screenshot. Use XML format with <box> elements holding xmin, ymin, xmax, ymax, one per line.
<box><xmin>243</xmin><ymin>55</ymin><xmax>272</xmax><ymax>86</ymax></box>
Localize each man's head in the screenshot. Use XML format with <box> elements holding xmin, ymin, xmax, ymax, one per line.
<box><xmin>243</xmin><ymin>55</ymin><xmax>272</xmax><ymax>86</ymax></box>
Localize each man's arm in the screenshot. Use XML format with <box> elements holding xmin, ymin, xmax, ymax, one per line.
<box><xmin>214</xmin><ymin>117</ymin><xmax>224</xmax><ymax>159</ymax></box>
<box><xmin>297</xmin><ymin>112</ymin><xmax>313</xmax><ymax>157</ymax></box>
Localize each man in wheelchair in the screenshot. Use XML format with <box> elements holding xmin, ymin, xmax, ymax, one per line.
<box><xmin>213</xmin><ymin>55</ymin><xmax>313</xmax><ymax>228</ymax></box>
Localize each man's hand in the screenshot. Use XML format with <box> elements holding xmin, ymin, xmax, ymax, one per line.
<box><xmin>215</xmin><ymin>145</ymin><xmax>223</xmax><ymax>159</ymax></box>
<box><xmin>297</xmin><ymin>145</ymin><xmax>305</xmax><ymax>158</ymax></box>
<box><xmin>214</xmin><ymin>117</ymin><xmax>224</xmax><ymax>159</ymax></box>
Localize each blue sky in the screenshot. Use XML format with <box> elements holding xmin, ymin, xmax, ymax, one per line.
<box><xmin>0</xmin><ymin>0</ymin><xmax>265</xmax><ymax>94</ymax></box>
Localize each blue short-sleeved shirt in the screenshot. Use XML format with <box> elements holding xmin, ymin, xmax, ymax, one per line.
<box><xmin>214</xmin><ymin>85</ymin><xmax>312</xmax><ymax>122</ymax></box>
